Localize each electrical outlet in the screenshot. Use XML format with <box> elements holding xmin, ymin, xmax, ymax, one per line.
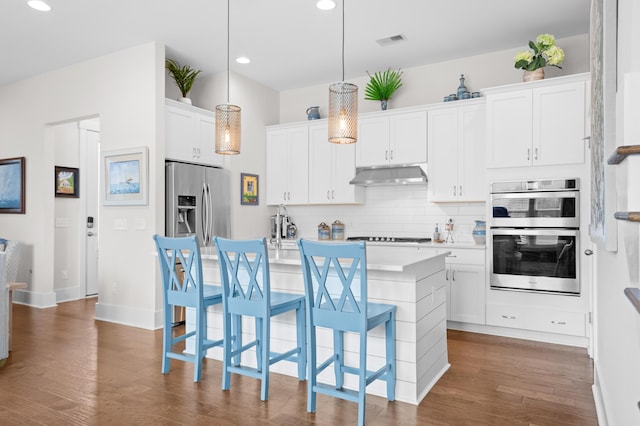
<box><xmin>61</xmin><ymin>270</ymin><xmax>68</xmax><ymax>280</ymax></box>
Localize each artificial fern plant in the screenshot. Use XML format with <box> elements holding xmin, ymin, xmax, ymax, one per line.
<box><xmin>165</xmin><ymin>58</ymin><xmax>202</xmax><ymax>98</ymax></box>
<box><xmin>364</xmin><ymin>68</ymin><xmax>403</xmax><ymax>102</ymax></box>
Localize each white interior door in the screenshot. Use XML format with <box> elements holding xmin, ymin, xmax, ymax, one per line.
<box><xmin>80</xmin><ymin>120</ymin><xmax>100</xmax><ymax>296</ymax></box>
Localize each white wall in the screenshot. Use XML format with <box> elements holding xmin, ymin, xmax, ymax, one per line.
<box><xmin>0</xmin><ymin>42</ymin><xmax>165</xmax><ymax>329</ymax></box>
<box><xmin>594</xmin><ymin>0</ymin><xmax>640</xmax><ymax>424</ymax></box>
<box><xmin>279</xmin><ymin>34</ymin><xmax>589</xmax><ymax>123</ymax></box>
<box><xmin>53</xmin><ymin>122</ymin><xmax>81</xmax><ymax>300</ymax></box>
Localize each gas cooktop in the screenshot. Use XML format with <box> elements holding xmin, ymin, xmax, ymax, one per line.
<box><xmin>346</xmin><ymin>236</ymin><xmax>432</xmax><ymax>243</ymax></box>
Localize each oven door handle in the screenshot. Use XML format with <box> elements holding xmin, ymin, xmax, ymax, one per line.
<box><xmin>491</xmin><ymin>191</ymin><xmax>577</xmax><ymax>200</ymax></box>
<box><xmin>490</xmin><ymin>228</ymin><xmax>579</xmax><ymax>237</ymax></box>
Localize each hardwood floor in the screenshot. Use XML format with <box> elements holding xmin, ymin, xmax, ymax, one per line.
<box><xmin>0</xmin><ymin>299</ymin><xmax>598</xmax><ymax>425</ymax></box>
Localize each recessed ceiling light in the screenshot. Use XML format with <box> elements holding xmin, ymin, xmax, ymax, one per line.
<box><xmin>27</xmin><ymin>0</ymin><xmax>51</xmax><ymax>12</ymax></box>
<box><xmin>316</xmin><ymin>0</ymin><xmax>336</xmax><ymax>11</ymax></box>
<box><xmin>235</xmin><ymin>57</ymin><xmax>251</xmax><ymax>64</ymax></box>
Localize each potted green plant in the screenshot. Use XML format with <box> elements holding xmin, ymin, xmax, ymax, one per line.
<box><xmin>364</xmin><ymin>68</ymin><xmax>403</xmax><ymax>110</ymax></box>
<box><xmin>165</xmin><ymin>58</ymin><xmax>202</xmax><ymax>105</ymax></box>
<box><xmin>514</xmin><ymin>34</ymin><xmax>565</xmax><ymax>82</ymax></box>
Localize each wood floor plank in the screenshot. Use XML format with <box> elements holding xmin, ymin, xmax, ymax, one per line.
<box><xmin>0</xmin><ymin>300</ymin><xmax>597</xmax><ymax>425</ymax></box>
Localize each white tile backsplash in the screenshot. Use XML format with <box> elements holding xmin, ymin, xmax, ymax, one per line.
<box><xmin>283</xmin><ymin>186</ymin><xmax>486</xmax><ymax>243</ymax></box>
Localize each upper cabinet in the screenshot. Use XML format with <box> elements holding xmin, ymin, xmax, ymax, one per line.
<box><xmin>356</xmin><ymin>110</ymin><xmax>427</xmax><ymax>168</ymax></box>
<box><xmin>486</xmin><ymin>74</ymin><xmax>588</xmax><ymax>168</ymax></box>
<box><xmin>266</xmin><ymin>125</ymin><xmax>309</xmax><ymax>205</ymax></box>
<box><xmin>165</xmin><ymin>99</ymin><xmax>224</xmax><ymax>168</ymax></box>
<box><xmin>428</xmin><ymin>101</ymin><xmax>486</xmax><ymax>202</ymax></box>
<box><xmin>308</xmin><ymin>123</ymin><xmax>363</xmax><ymax>205</ymax></box>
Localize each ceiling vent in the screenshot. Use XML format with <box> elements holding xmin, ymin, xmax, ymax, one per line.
<box><xmin>376</xmin><ymin>34</ymin><xmax>407</xmax><ymax>47</ymax></box>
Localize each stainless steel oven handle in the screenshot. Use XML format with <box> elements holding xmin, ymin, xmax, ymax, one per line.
<box><xmin>491</xmin><ymin>191</ymin><xmax>577</xmax><ymax>200</ymax></box>
<box><xmin>490</xmin><ymin>228</ymin><xmax>578</xmax><ymax>237</ymax></box>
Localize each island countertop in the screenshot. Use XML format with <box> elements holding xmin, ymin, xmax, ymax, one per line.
<box><xmin>200</xmin><ymin>244</ymin><xmax>450</xmax><ymax>273</ymax></box>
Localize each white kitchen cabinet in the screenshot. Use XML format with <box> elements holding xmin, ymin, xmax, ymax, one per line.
<box><xmin>266</xmin><ymin>124</ymin><xmax>309</xmax><ymax>205</ymax></box>
<box><xmin>356</xmin><ymin>109</ymin><xmax>427</xmax><ymax>168</ymax></box>
<box><xmin>428</xmin><ymin>102</ymin><xmax>486</xmax><ymax>202</ymax></box>
<box><xmin>486</xmin><ymin>77</ymin><xmax>587</xmax><ymax>168</ymax></box>
<box><xmin>444</xmin><ymin>248</ymin><xmax>486</xmax><ymax>325</ymax></box>
<box><xmin>165</xmin><ymin>99</ymin><xmax>224</xmax><ymax>167</ymax></box>
<box><xmin>308</xmin><ymin>123</ymin><xmax>364</xmax><ymax>204</ymax></box>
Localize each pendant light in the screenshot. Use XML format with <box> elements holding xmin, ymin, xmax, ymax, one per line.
<box><xmin>215</xmin><ymin>0</ymin><xmax>241</xmax><ymax>155</ymax></box>
<box><xmin>328</xmin><ymin>0</ymin><xmax>357</xmax><ymax>144</ymax></box>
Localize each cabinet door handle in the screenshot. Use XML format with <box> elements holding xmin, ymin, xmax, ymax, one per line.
<box><xmin>445</xmin><ymin>270</ymin><xmax>449</xmax><ymax>281</ymax></box>
<box><xmin>287</xmin><ymin>192</ymin><xmax>291</xmax><ymax>201</ymax></box>
<box><xmin>331</xmin><ymin>190</ymin><xmax>335</xmax><ymax>199</ymax></box>
<box><xmin>527</xmin><ymin>148</ymin><xmax>531</xmax><ymax>161</ymax></box>
<box><xmin>452</xmin><ymin>270</ymin><xmax>456</xmax><ymax>281</ymax></box>
<box><xmin>459</xmin><ymin>185</ymin><xmax>462</xmax><ymax>197</ymax></box>
<box><xmin>327</xmin><ymin>190</ymin><xmax>330</xmax><ymax>199</ymax></box>
<box><xmin>551</xmin><ymin>320</ymin><xmax>567</xmax><ymax>325</ymax></box>
<box><xmin>501</xmin><ymin>315</ymin><xmax>516</xmax><ymax>320</ymax></box>
<box><xmin>390</xmin><ymin>150</ymin><xmax>394</xmax><ymax>160</ymax></box>
<box><xmin>385</xmin><ymin>150</ymin><xmax>388</xmax><ymax>160</ymax></box>
<box><xmin>193</xmin><ymin>147</ymin><xmax>197</xmax><ymax>158</ymax></box>
<box><xmin>534</xmin><ymin>147</ymin><xmax>538</xmax><ymax>160</ymax></box>
<box><xmin>453</xmin><ymin>186</ymin><xmax>456</xmax><ymax>196</ymax></box>
<box><xmin>283</xmin><ymin>191</ymin><xmax>286</xmax><ymax>200</ymax></box>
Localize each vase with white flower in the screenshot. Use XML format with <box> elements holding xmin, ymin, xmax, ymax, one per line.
<box><xmin>514</xmin><ymin>34</ymin><xmax>565</xmax><ymax>82</ymax></box>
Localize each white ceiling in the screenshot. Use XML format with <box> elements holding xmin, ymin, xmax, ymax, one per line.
<box><xmin>2</xmin><ymin>0</ymin><xmax>590</xmax><ymax>91</ymax></box>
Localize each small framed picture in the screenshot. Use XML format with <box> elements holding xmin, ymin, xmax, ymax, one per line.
<box><xmin>0</xmin><ymin>157</ymin><xmax>25</xmax><ymax>214</ymax></box>
<box><xmin>101</xmin><ymin>147</ymin><xmax>148</xmax><ymax>206</ymax></box>
<box><xmin>54</xmin><ymin>166</ymin><xmax>80</xmax><ymax>198</ymax></box>
<box><xmin>241</xmin><ymin>173</ymin><xmax>258</xmax><ymax>205</ymax></box>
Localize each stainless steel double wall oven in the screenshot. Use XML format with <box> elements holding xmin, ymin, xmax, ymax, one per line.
<box><xmin>489</xmin><ymin>179</ymin><xmax>580</xmax><ymax>295</ymax></box>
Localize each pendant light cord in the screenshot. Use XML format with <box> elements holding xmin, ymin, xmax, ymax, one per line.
<box><xmin>226</xmin><ymin>0</ymin><xmax>230</xmax><ymax>104</ymax></box>
<box><xmin>341</xmin><ymin>0</ymin><xmax>345</xmax><ymax>82</ymax></box>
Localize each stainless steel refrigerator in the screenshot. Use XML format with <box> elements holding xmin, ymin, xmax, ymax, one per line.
<box><xmin>165</xmin><ymin>161</ymin><xmax>231</xmax><ymax>245</ymax></box>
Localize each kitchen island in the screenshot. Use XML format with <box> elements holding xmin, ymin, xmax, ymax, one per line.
<box><xmin>188</xmin><ymin>243</ymin><xmax>450</xmax><ymax>405</ymax></box>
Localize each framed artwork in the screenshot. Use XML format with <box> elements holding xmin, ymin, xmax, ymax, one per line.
<box><xmin>101</xmin><ymin>147</ymin><xmax>148</xmax><ymax>206</ymax></box>
<box><xmin>0</xmin><ymin>157</ymin><xmax>25</xmax><ymax>214</ymax></box>
<box><xmin>54</xmin><ymin>166</ymin><xmax>79</xmax><ymax>198</ymax></box>
<box><xmin>241</xmin><ymin>173</ymin><xmax>258</xmax><ymax>205</ymax></box>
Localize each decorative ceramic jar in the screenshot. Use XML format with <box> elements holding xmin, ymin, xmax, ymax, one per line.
<box><xmin>523</xmin><ymin>68</ymin><xmax>545</xmax><ymax>82</ymax></box>
<box><xmin>306</xmin><ymin>106</ymin><xmax>320</xmax><ymax>120</ymax></box>
<box><xmin>457</xmin><ymin>74</ymin><xmax>468</xmax><ymax>99</ymax></box>
<box><xmin>331</xmin><ymin>220</ymin><xmax>345</xmax><ymax>240</ymax></box>
<box><xmin>317</xmin><ymin>222</ymin><xmax>330</xmax><ymax>240</ymax></box>
<box><xmin>472</xmin><ymin>220</ymin><xmax>486</xmax><ymax>245</ymax></box>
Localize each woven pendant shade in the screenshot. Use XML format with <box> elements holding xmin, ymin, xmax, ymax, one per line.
<box><xmin>328</xmin><ymin>82</ymin><xmax>358</xmax><ymax>144</ymax></box>
<box><xmin>215</xmin><ymin>104</ymin><xmax>241</xmax><ymax>155</ymax></box>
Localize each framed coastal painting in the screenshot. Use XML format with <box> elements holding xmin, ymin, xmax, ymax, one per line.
<box><xmin>54</xmin><ymin>166</ymin><xmax>79</xmax><ymax>198</ymax></box>
<box><xmin>0</xmin><ymin>157</ymin><xmax>25</xmax><ymax>214</ymax></box>
<box><xmin>101</xmin><ymin>147</ymin><xmax>148</xmax><ymax>206</ymax></box>
<box><xmin>241</xmin><ymin>173</ymin><xmax>258</xmax><ymax>205</ymax></box>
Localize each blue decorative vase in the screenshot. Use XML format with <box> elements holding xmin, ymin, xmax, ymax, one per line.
<box><xmin>457</xmin><ymin>74</ymin><xmax>468</xmax><ymax>100</ymax></box>
<box><xmin>306</xmin><ymin>106</ymin><xmax>320</xmax><ymax>120</ymax></box>
<box><xmin>472</xmin><ymin>220</ymin><xmax>486</xmax><ymax>245</ymax></box>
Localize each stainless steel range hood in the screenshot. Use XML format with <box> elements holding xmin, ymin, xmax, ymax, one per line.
<box><xmin>349</xmin><ymin>164</ymin><xmax>427</xmax><ymax>186</ymax></box>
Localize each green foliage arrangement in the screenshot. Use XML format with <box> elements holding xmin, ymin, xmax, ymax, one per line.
<box><xmin>514</xmin><ymin>34</ymin><xmax>565</xmax><ymax>71</ymax></box>
<box><xmin>364</xmin><ymin>68</ymin><xmax>403</xmax><ymax>101</ymax></box>
<box><xmin>165</xmin><ymin>58</ymin><xmax>202</xmax><ymax>98</ymax></box>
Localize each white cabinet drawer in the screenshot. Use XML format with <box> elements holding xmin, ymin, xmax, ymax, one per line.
<box><xmin>445</xmin><ymin>248</ymin><xmax>485</xmax><ymax>266</ymax></box>
<box><xmin>530</xmin><ymin>309</ymin><xmax>585</xmax><ymax>336</ymax></box>
<box><xmin>487</xmin><ymin>303</ymin><xmax>585</xmax><ymax>337</ymax></box>
<box><xmin>486</xmin><ymin>304</ymin><xmax>526</xmax><ymax>329</ymax></box>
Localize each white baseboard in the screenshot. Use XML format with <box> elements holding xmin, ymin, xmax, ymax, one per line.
<box><xmin>447</xmin><ymin>321</ymin><xmax>589</xmax><ymax>348</ymax></box>
<box><xmin>94</xmin><ymin>302</ymin><xmax>163</xmax><ymax>330</ymax></box>
<box><xmin>55</xmin><ymin>286</ymin><xmax>81</xmax><ymax>303</ymax></box>
<box><xmin>592</xmin><ymin>364</ymin><xmax>609</xmax><ymax>426</ymax></box>
<box><xmin>12</xmin><ymin>289</ymin><xmax>57</xmax><ymax>308</ymax></box>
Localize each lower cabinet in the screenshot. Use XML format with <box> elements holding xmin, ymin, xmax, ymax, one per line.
<box><xmin>486</xmin><ymin>303</ymin><xmax>586</xmax><ymax>337</ymax></box>
<box><xmin>445</xmin><ymin>248</ymin><xmax>486</xmax><ymax>325</ymax></box>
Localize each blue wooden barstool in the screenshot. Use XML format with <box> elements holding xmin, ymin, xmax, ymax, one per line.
<box><xmin>214</xmin><ymin>236</ymin><xmax>306</xmax><ymax>401</ymax></box>
<box><xmin>297</xmin><ymin>239</ymin><xmax>397</xmax><ymax>426</ymax></box>
<box><xmin>153</xmin><ymin>234</ymin><xmax>224</xmax><ymax>382</ymax></box>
